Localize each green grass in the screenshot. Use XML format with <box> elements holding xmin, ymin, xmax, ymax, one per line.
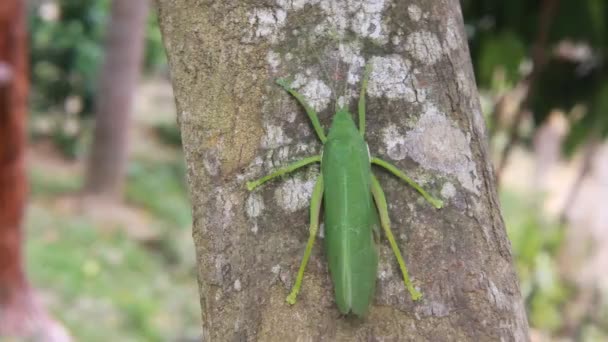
<box><xmin>25</xmin><ymin>151</ymin><xmax>200</xmax><ymax>341</ymax></box>
<box><xmin>126</xmin><ymin>158</ymin><xmax>191</xmax><ymax>228</ymax></box>
<box><xmin>29</xmin><ymin>167</ymin><xmax>81</xmax><ymax>197</ymax></box>
<box><xmin>500</xmin><ymin>190</ymin><xmax>571</xmax><ymax>332</ymax></box>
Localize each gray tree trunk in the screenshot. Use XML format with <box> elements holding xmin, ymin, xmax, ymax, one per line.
<box><xmin>155</xmin><ymin>0</ymin><xmax>529</xmax><ymax>340</ymax></box>
<box><xmin>84</xmin><ymin>0</ymin><xmax>149</xmax><ymax>199</ymax></box>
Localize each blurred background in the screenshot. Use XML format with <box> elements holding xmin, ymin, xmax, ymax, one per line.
<box><xmin>0</xmin><ymin>0</ymin><xmax>607</xmax><ymax>340</ymax></box>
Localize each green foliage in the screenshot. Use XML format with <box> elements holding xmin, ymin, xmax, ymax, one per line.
<box><xmin>153</xmin><ymin>122</ymin><xmax>182</xmax><ymax>147</ymax></box>
<box><xmin>29</xmin><ymin>0</ymin><xmax>108</xmax><ymax>116</ymax></box>
<box><xmin>126</xmin><ymin>158</ymin><xmax>191</xmax><ymax>228</ymax></box>
<box><xmin>500</xmin><ymin>191</ymin><xmax>572</xmax><ymax>332</ymax></box>
<box><xmin>463</xmin><ymin>0</ymin><xmax>608</xmax><ymax>152</ymax></box>
<box><xmin>28</xmin><ymin>0</ymin><xmax>167</xmax><ymax>157</ymax></box>
<box><xmin>144</xmin><ymin>12</ymin><xmax>167</xmax><ymax>72</ymax></box>
<box><xmin>478</xmin><ymin>31</ymin><xmax>527</xmax><ymax>87</ymax></box>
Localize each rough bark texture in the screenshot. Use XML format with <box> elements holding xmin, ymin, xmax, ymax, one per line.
<box><xmin>155</xmin><ymin>0</ymin><xmax>529</xmax><ymax>340</ymax></box>
<box><xmin>0</xmin><ymin>1</ymin><xmax>71</xmax><ymax>340</ymax></box>
<box><xmin>85</xmin><ymin>0</ymin><xmax>149</xmax><ymax>198</ymax></box>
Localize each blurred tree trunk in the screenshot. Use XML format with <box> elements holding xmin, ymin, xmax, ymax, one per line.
<box><xmin>0</xmin><ymin>1</ymin><xmax>70</xmax><ymax>340</ymax></box>
<box><xmin>156</xmin><ymin>0</ymin><xmax>529</xmax><ymax>340</ymax></box>
<box><xmin>84</xmin><ymin>0</ymin><xmax>149</xmax><ymax>199</ymax></box>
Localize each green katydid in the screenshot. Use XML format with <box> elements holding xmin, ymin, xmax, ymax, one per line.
<box><xmin>246</xmin><ymin>63</ymin><xmax>443</xmax><ymax>317</ymax></box>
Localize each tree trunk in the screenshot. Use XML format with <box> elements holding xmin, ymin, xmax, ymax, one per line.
<box><xmin>0</xmin><ymin>1</ymin><xmax>70</xmax><ymax>340</ymax></box>
<box><xmin>84</xmin><ymin>0</ymin><xmax>149</xmax><ymax>199</ymax></box>
<box><xmin>0</xmin><ymin>0</ymin><xmax>28</xmax><ymax>313</ymax></box>
<box><xmin>156</xmin><ymin>0</ymin><xmax>529</xmax><ymax>340</ymax></box>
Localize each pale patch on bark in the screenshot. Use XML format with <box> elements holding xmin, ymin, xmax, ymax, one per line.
<box><xmin>419</xmin><ymin>300</ymin><xmax>450</xmax><ymax>317</ymax></box>
<box><xmin>245</xmin><ymin>8</ymin><xmax>287</xmax><ymax>43</ymax></box>
<box><xmin>403</xmin><ymin>104</ymin><xmax>481</xmax><ymax>195</ymax></box>
<box><xmin>440</xmin><ymin>182</ymin><xmax>457</xmax><ymax>200</ymax></box>
<box><xmin>456</xmin><ymin>70</ymin><xmax>471</xmax><ymax>96</ymax></box>
<box><xmin>337</xmin><ymin>42</ymin><xmax>366</xmax><ymax>85</ymax></box>
<box><xmin>443</xmin><ymin>17</ymin><xmax>462</xmax><ymax>52</ymax></box>
<box><xmin>202</xmin><ymin>150</ymin><xmax>221</xmax><ymax>177</ymax></box>
<box><xmin>266</xmin><ymin>51</ymin><xmax>281</xmax><ymax>72</ymax></box>
<box><xmin>246</xmin><ymin>193</ymin><xmax>265</xmax><ymax>218</ymax></box>
<box><xmin>287</xmin><ymin>74</ymin><xmax>333</xmax><ymax>112</ymax></box>
<box><xmin>215</xmin><ymin>189</ymin><xmax>239</xmax><ymax>226</ymax></box>
<box><xmin>349</xmin><ymin>0</ymin><xmax>388</xmax><ymax>41</ymax></box>
<box><xmin>274</xmin><ymin>177</ymin><xmax>316</xmax><ymax>212</ymax></box>
<box><xmin>261</xmin><ymin>124</ymin><xmax>293</xmax><ymax>149</ymax></box>
<box><xmin>407</xmin><ymin>4</ymin><xmax>422</xmax><ymax>22</ymax></box>
<box><xmin>377</xmin><ymin>250</ymin><xmax>394</xmax><ymax>281</ymax></box>
<box><xmin>271</xmin><ymin>265</ymin><xmax>281</xmax><ymax>274</ymax></box>
<box><xmin>368</xmin><ymin>55</ymin><xmax>417</xmax><ymax>102</ymax></box>
<box><xmin>276</xmin><ymin>0</ymin><xmax>320</xmax><ymax>11</ymax></box>
<box><xmin>487</xmin><ymin>279</ymin><xmax>510</xmax><ymax>310</ymax></box>
<box><xmin>382</xmin><ymin>124</ymin><xmax>408</xmax><ymax>160</ymax></box>
<box><xmin>274</xmin><ymin>0</ymin><xmax>389</xmax><ymax>43</ymax></box>
<box><xmin>405</xmin><ymin>31</ymin><xmax>443</xmax><ymax>65</ymax></box>
<box><xmin>299</xmin><ymin>79</ymin><xmax>333</xmax><ymax>112</ymax></box>
<box><xmin>391</xmin><ymin>35</ymin><xmax>402</xmax><ymax>46</ymax></box>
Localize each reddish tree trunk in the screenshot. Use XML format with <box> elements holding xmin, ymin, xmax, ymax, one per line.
<box><xmin>0</xmin><ymin>2</ymin><xmax>70</xmax><ymax>340</ymax></box>
<box><xmin>0</xmin><ymin>0</ymin><xmax>29</xmax><ymax>317</ymax></box>
<box><xmin>84</xmin><ymin>0</ymin><xmax>149</xmax><ymax>199</ymax></box>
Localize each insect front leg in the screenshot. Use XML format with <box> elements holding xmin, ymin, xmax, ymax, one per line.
<box><xmin>246</xmin><ymin>155</ymin><xmax>321</xmax><ymax>190</ymax></box>
<box><xmin>371</xmin><ymin>157</ymin><xmax>443</xmax><ymax>209</ymax></box>
<box><xmin>286</xmin><ymin>174</ymin><xmax>324</xmax><ymax>305</ymax></box>
<box><xmin>370</xmin><ymin>174</ymin><xmax>422</xmax><ymax>301</ymax></box>
<box><xmin>276</xmin><ymin>79</ymin><xmax>327</xmax><ymax>143</ymax></box>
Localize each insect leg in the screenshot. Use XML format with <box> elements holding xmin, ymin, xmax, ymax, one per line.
<box><xmin>371</xmin><ymin>174</ymin><xmax>422</xmax><ymax>301</ymax></box>
<box><xmin>371</xmin><ymin>157</ymin><xmax>444</xmax><ymax>209</ymax></box>
<box><xmin>286</xmin><ymin>174</ymin><xmax>324</xmax><ymax>305</ymax></box>
<box><xmin>358</xmin><ymin>63</ymin><xmax>372</xmax><ymax>136</ymax></box>
<box><xmin>276</xmin><ymin>79</ymin><xmax>327</xmax><ymax>143</ymax></box>
<box><xmin>246</xmin><ymin>155</ymin><xmax>321</xmax><ymax>191</ymax></box>
<box><xmin>370</xmin><ymin>202</ymin><xmax>381</xmax><ymax>242</ymax></box>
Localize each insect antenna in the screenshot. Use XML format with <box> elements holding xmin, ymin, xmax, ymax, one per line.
<box><xmin>332</xmin><ymin>31</ymin><xmax>360</xmax><ymax>114</ymax></box>
<box><xmin>310</xmin><ymin>41</ymin><xmax>340</xmax><ymax>113</ymax></box>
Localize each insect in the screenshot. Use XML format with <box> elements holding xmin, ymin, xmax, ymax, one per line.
<box><xmin>246</xmin><ymin>64</ymin><xmax>443</xmax><ymax>316</ymax></box>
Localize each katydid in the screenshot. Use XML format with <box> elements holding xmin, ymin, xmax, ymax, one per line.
<box><xmin>246</xmin><ymin>64</ymin><xmax>443</xmax><ymax>317</ymax></box>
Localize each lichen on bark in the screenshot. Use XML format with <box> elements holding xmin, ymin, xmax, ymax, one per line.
<box><xmin>155</xmin><ymin>0</ymin><xmax>529</xmax><ymax>340</ymax></box>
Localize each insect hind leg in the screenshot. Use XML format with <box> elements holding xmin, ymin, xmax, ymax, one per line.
<box><xmin>371</xmin><ymin>174</ymin><xmax>422</xmax><ymax>301</ymax></box>
<box><xmin>286</xmin><ymin>174</ymin><xmax>324</xmax><ymax>304</ymax></box>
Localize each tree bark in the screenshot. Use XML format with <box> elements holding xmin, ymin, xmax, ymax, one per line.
<box><xmin>156</xmin><ymin>0</ymin><xmax>529</xmax><ymax>340</ymax></box>
<box><xmin>0</xmin><ymin>0</ymin><xmax>28</xmax><ymax>310</ymax></box>
<box><xmin>0</xmin><ymin>1</ymin><xmax>70</xmax><ymax>340</ymax></box>
<box><xmin>84</xmin><ymin>0</ymin><xmax>149</xmax><ymax>199</ymax></box>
